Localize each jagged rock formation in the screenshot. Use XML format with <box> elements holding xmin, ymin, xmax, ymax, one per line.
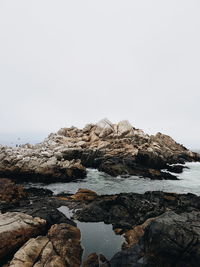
<box><xmin>0</xmin><ymin>118</ymin><xmax>199</xmax><ymax>181</ymax></box>
<box><xmin>0</xmin><ymin>145</ymin><xmax>86</xmax><ymax>182</ymax></box>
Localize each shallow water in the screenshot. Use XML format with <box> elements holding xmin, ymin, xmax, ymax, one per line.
<box><xmin>24</xmin><ymin>162</ymin><xmax>200</xmax><ymax>196</ymax></box>
<box><xmin>58</xmin><ymin>206</ymin><xmax>123</xmax><ymax>261</ymax></box>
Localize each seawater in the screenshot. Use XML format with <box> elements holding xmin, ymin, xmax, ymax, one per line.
<box><xmin>24</xmin><ymin>162</ymin><xmax>200</xmax><ymax>196</ymax></box>
<box><xmin>58</xmin><ymin>206</ymin><xmax>123</xmax><ymax>261</ymax></box>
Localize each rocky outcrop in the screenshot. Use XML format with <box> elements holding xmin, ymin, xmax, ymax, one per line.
<box><xmin>0</xmin><ymin>119</ymin><xmax>199</xmax><ymax>180</ymax></box>
<box><xmin>7</xmin><ymin>223</ymin><xmax>83</xmax><ymax>267</ymax></box>
<box><xmin>0</xmin><ymin>146</ymin><xmax>86</xmax><ymax>182</ymax></box>
<box><xmin>0</xmin><ymin>212</ymin><xmax>46</xmax><ymax>262</ymax></box>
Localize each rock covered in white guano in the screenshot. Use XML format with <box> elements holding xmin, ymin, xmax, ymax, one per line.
<box><xmin>0</xmin><ymin>119</ymin><xmax>199</xmax><ymax>180</ymax></box>
<box><xmin>0</xmin><ymin>144</ymin><xmax>86</xmax><ymax>182</ymax></box>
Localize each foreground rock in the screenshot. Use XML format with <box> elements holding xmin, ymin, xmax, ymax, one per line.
<box><xmin>109</xmin><ymin>211</ymin><xmax>200</xmax><ymax>267</ymax></box>
<box><xmin>1</xmin><ymin>119</ymin><xmax>199</xmax><ymax>181</ymax></box>
<box><xmin>0</xmin><ymin>212</ymin><xmax>46</xmax><ymax>262</ymax></box>
<box><xmin>7</xmin><ymin>223</ymin><xmax>83</xmax><ymax>267</ymax></box>
<box><xmin>2</xmin><ymin>189</ymin><xmax>200</xmax><ymax>266</ymax></box>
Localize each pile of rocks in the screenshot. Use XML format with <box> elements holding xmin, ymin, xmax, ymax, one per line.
<box><xmin>0</xmin><ymin>119</ymin><xmax>199</xmax><ymax>182</ymax></box>
<box><xmin>1</xmin><ymin>185</ymin><xmax>200</xmax><ymax>267</ymax></box>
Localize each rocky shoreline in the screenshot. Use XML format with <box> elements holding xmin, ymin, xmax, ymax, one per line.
<box><xmin>0</xmin><ymin>119</ymin><xmax>199</xmax><ymax>182</ymax></box>
<box><xmin>1</xmin><ymin>180</ymin><xmax>200</xmax><ymax>266</ymax></box>
<box><xmin>1</xmin><ymin>120</ymin><xmax>200</xmax><ymax>266</ymax></box>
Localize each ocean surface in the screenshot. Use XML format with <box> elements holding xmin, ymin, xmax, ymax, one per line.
<box><xmin>24</xmin><ymin>162</ymin><xmax>200</xmax><ymax>196</ymax></box>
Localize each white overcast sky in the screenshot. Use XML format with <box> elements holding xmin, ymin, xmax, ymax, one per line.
<box><xmin>0</xmin><ymin>0</ymin><xmax>200</xmax><ymax>148</ymax></box>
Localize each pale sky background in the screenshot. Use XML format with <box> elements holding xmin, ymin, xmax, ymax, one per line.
<box><xmin>0</xmin><ymin>1</ymin><xmax>200</xmax><ymax>148</ymax></box>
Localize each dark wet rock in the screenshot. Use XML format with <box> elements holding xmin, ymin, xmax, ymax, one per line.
<box><xmin>109</xmin><ymin>211</ymin><xmax>200</xmax><ymax>267</ymax></box>
<box><xmin>166</xmin><ymin>164</ymin><xmax>188</xmax><ymax>173</ymax></box>
<box><xmin>12</xmin><ymin>198</ymin><xmax>76</xmax><ymax>228</ymax></box>
<box><xmin>122</xmin><ymin>217</ymin><xmax>155</xmax><ymax>250</ymax></box>
<box><xmin>7</xmin><ymin>223</ymin><xmax>83</xmax><ymax>267</ymax></box>
<box><xmin>68</xmin><ymin>190</ymin><xmax>200</xmax><ymax>229</ymax></box>
<box><xmin>24</xmin><ymin>187</ymin><xmax>53</xmax><ymax>197</ymax></box>
<box><xmin>142</xmin><ymin>211</ymin><xmax>200</xmax><ymax>266</ymax></box>
<box><xmin>109</xmin><ymin>244</ymin><xmax>144</xmax><ymax>267</ymax></box>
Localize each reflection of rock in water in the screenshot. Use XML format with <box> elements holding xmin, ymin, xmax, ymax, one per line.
<box><xmin>58</xmin><ymin>205</ymin><xmax>124</xmax><ymax>261</ymax></box>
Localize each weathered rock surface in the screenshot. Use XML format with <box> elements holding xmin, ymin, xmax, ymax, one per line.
<box><xmin>0</xmin><ymin>146</ymin><xmax>86</xmax><ymax>183</ymax></box>
<box><xmin>7</xmin><ymin>223</ymin><xmax>83</xmax><ymax>267</ymax></box>
<box><xmin>0</xmin><ymin>119</ymin><xmax>199</xmax><ymax>180</ymax></box>
<box><xmin>70</xmin><ymin>188</ymin><xmax>98</xmax><ymax>202</ymax></box>
<box><xmin>10</xmin><ymin>197</ymin><xmax>76</xmax><ymax>228</ymax></box>
<box><xmin>0</xmin><ymin>178</ymin><xmax>26</xmax><ymax>203</ymax></box>
<box><xmin>0</xmin><ymin>212</ymin><xmax>46</xmax><ymax>262</ymax></box>
<box><xmin>83</xmin><ymin>253</ymin><xmax>109</xmax><ymax>267</ymax></box>
<box><xmin>2</xmin><ymin>189</ymin><xmax>200</xmax><ymax>266</ymax></box>
<box><xmin>109</xmin><ymin>211</ymin><xmax>200</xmax><ymax>267</ymax></box>
<box><xmin>64</xmin><ymin>190</ymin><xmax>200</xmax><ymax>229</ymax></box>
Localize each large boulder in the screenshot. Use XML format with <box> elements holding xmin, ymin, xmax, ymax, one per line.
<box><xmin>0</xmin><ymin>212</ymin><xmax>46</xmax><ymax>261</ymax></box>
<box><xmin>94</xmin><ymin>118</ymin><xmax>114</xmax><ymax>138</ymax></box>
<box><xmin>142</xmin><ymin>211</ymin><xmax>200</xmax><ymax>266</ymax></box>
<box><xmin>7</xmin><ymin>223</ymin><xmax>83</xmax><ymax>267</ymax></box>
<box><xmin>116</xmin><ymin>120</ymin><xmax>134</xmax><ymax>137</ymax></box>
<box><xmin>109</xmin><ymin>211</ymin><xmax>200</xmax><ymax>267</ymax></box>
